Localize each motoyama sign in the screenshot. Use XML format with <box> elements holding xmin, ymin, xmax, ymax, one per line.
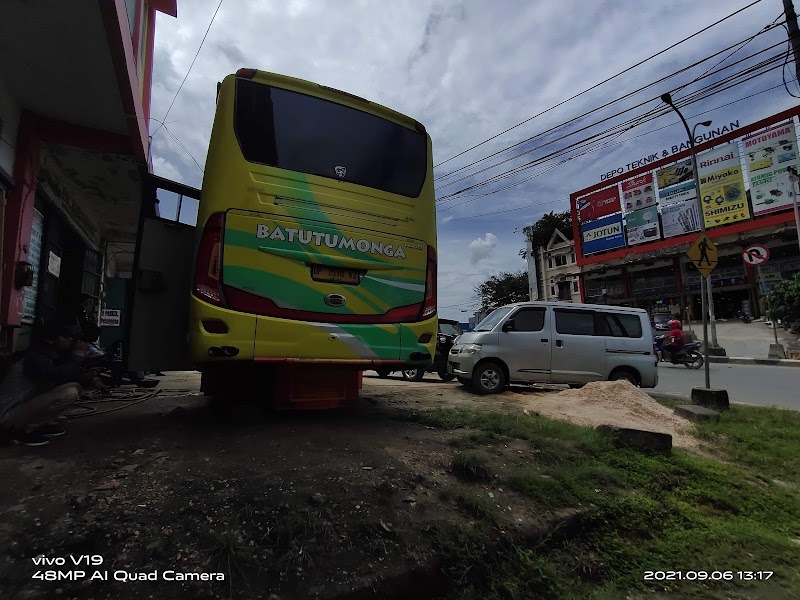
<box><xmin>599</xmin><ymin>120</ymin><xmax>741</xmax><ymax>181</ymax></box>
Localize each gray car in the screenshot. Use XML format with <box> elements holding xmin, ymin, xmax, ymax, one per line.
<box><xmin>448</xmin><ymin>301</ymin><xmax>658</xmax><ymax>394</ymax></box>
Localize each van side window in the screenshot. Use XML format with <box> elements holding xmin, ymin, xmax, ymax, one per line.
<box><xmin>596</xmin><ymin>313</ymin><xmax>643</xmax><ymax>338</ymax></box>
<box><xmin>512</xmin><ymin>308</ymin><xmax>545</xmax><ymax>332</ymax></box>
<box><xmin>554</xmin><ymin>310</ymin><xmax>595</xmax><ymax>335</ymax></box>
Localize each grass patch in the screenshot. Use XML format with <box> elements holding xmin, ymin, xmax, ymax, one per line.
<box><xmin>455</xmin><ymin>493</ymin><xmax>498</xmax><ymax>523</ymax></box>
<box><xmin>414</xmin><ymin>408</ymin><xmax>800</xmax><ymax>599</ymax></box>
<box><xmin>449</xmin><ymin>430</ymin><xmax>507</xmax><ymax>449</ymax></box>
<box><xmin>694</xmin><ymin>405</ymin><xmax>800</xmax><ymax>487</ymax></box>
<box><xmin>451</xmin><ymin>452</ymin><xmax>492</xmax><ymax>482</ymax></box>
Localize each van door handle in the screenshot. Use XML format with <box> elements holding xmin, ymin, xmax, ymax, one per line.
<box><xmin>541</xmin><ymin>339</ymin><xmax>549</xmax><ymax>343</ymax></box>
<box><xmin>556</xmin><ymin>340</ymin><xmax>563</xmax><ymax>347</ymax></box>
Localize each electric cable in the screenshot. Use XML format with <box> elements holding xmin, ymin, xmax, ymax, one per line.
<box><xmin>153</xmin><ymin>0</ymin><xmax>224</xmax><ymax>137</ymax></box>
<box><xmin>437</xmin><ymin>55</ymin><xmax>788</xmax><ymax>201</ymax></box>
<box><xmin>436</xmin><ymin>42</ymin><xmax>787</xmax><ymax>194</ymax></box>
<box><xmin>433</xmin><ymin>0</ymin><xmax>766</xmax><ymax>169</ymax></box>
<box><xmin>439</xmin><ymin>78</ymin><xmax>798</xmax><ymax>220</ymax></box>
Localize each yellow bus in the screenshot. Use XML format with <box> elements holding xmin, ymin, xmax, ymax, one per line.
<box><xmin>178</xmin><ymin>69</ymin><xmax>437</xmax><ymax>405</ymax></box>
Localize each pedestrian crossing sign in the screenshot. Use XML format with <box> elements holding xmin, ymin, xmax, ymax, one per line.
<box><xmin>686</xmin><ymin>233</ymin><xmax>718</xmax><ymax>277</ymax></box>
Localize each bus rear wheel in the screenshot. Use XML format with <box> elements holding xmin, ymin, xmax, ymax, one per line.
<box><xmin>402</xmin><ymin>368</ymin><xmax>425</xmax><ymax>382</ymax></box>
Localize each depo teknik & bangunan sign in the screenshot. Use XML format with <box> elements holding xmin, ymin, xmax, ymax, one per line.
<box><xmin>697</xmin><ymin>142</ymin><xmax>750</xmax><ymax>228</ymax></box>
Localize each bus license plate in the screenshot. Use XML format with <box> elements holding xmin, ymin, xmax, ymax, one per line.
<box><xmin>311</xmin><ymin>265</ymin><xmax>360</xmax><ymax>285</ymax></box>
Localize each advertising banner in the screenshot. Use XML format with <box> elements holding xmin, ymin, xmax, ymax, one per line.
<box><xmin>744</xmin><ymin>121</ymin><xmax>799</xmax><ymax>216</ymax></box>
<box><xmin>625</xmin><ymin>206</ymin><xmax>661</xmax><ymax>245</ymax></box>
<box><xmin>621</xmin><ymin>173</ymin><xmax>656</xmax><ymax>212</ymax></box>
<box><xmin>697</xmin><ymin>142</ymin><xmax>750</xmax><ymax>228</ymax></box>
<box><xmin>656</xmin><ymin>158</ymin><xmax>693</xmax><ymax>189</ymax></box>
<box><xmin>580</xmin><ymin>213</ymin><xmax>626</xmax><ymax>255</ymax></box>
<box><xmin>661</xmin><ymin>198</ymin><xmax>701</xmax><ymax>238</ymax></box>
<box><xmin>575</xmin><ymin>186</ymin><xmax>621</xmax><ymax>222</ymax></box>
<box><xmin>657</xmin><ymin>179</ymin><xmax>696</xmax><ymax>205</ymax></box>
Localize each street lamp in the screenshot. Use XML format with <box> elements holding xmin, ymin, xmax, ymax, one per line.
<box><xmin>661</xmin><ymin>93</ymin><xmax>714</xmax><ymax>389</ymax></box>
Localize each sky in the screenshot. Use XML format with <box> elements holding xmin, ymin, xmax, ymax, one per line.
<box><xmin>148</xmin><ymin>0</ymin><xmax>800</xmax><ymax>322</ymax></box>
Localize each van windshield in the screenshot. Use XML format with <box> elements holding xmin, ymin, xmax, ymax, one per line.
<box><xmin>473</xmin><ymin>307</ymin><xmax>513</xmax><ymax>332</ymax></box>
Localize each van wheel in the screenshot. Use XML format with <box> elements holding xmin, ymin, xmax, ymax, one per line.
<box><xmin>402</xmin><ymin>368</ymin><xmax>425</xmax><ymax>382</ymax></box>
<box><xmin>472</xmin><ymin>362</ymin><xmax>505</xmax><ymax>395</ymax></box>
<box><xmin>375</xmin><ymin>368</ymin><xmax>392</xmax><ymax>378</ymax></box>
<box><xmin>610</xmin><ymin>369</ymin><xmax>639</xmax><ymax>386</ymax></box>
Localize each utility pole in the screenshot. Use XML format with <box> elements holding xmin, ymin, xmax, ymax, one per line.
<box><xmin>784</xmin><ymin>0</ymin><xmax>800</xmax><ymax>84</ymax></box>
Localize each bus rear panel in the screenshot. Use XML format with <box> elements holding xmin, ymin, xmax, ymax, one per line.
<box><xmin>190</xmin><ymin>70</ymin><xmax>437</xmax><ymax>378</ymax></box>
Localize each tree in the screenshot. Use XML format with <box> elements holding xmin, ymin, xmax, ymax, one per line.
<box><xmin>475</xmin><ymin>270</ymin><xmax>529</xmax><ymax>312</ymax></box>
<box><xmin>766</xmin><ymin>272</ymin><xmax>800</xmax><ymax>327</ymax></box>
<box><xmin>523</xmin><ymin>211</ymin><xmax>573</xmax><ymax>251</ymax></box>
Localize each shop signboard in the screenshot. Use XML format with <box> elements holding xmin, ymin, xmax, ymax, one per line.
<box><xmin>656</xmin><ymin>158</ymin><xmax>693</xmax><ymax>189</ymax></box>
<box><xmin>625</xmin><ymin>206</ymin><xmax>661</xmax><ymax>245</ymax></box>
<box><xmin>697</xmin><ymin>142</ymin><xmax>750</xmax><ymax>228</ymax></box>
<box><xmin>743</xmin><ymin>121</ymin><xmax>800</xmax><ymax>216</ymax></box>
<box><xmin>580</xmin><ymin>213</ymin><xmax>626</xmax><ymax>255</ymax></box>
<box><xmin>621</xmin><ymin>173</ymin><xmax>656</xmax><ymax>212</ymax></box>
<box><xmin>575</xmin><ymin>186</ymin><xmax>621</xmax><ymax>222</ymax></box>
<box><xmin>661</xmin><ymin>198</ymin><xmax>701</xmax><ymax>238</ymax></box>
<box><xmin>100</xmin><ymin>309</ymin><xmax>121</xmax><ymax>327</ymax></box>
<box><xmin>657</xmin><ymin>179</ymin><xmax>696</xmax><ymax>205</ymax></box>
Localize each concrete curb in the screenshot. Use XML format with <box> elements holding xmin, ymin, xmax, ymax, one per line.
<box><xmin>709</xmin><ymin>356</ymin><xmax>800</xmax><ymax>368</ymax></box>
<box><xmin>647</xmin><ymin>391</ymin><xmax>690</xmax><ymax>402</ymax></box>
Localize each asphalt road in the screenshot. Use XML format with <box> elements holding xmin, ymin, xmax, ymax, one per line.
<box><xmin>654</xmin><ymin>362</ymin><xmax>800</xmax><ymax>410</ymax></box>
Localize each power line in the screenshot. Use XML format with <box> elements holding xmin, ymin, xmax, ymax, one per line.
<box><xmin>153</xmin><ymin>0</ymin><xmax>224</xmax><ymax>137</ymax></box>
<box><xmin>436</xmin><ymin>53</ymin><xmax>788</xmax><ymax>201</ymax></box>
<box><xmin>433</xmin><ymin>0</ymin><xmax>765</xmax><ymax>169</ymax></box>
<box><xmin>438</xmin><ymin>77</ymin><xmax>798</xmax><ymax>221</ymax></box>
<box><xmin>435</xmin><ymin>32</ymin><xmax>786</xmax><ymax>191</ymax></box>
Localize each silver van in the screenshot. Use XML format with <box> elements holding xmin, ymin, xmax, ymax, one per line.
<box><xmin>448</xmin><ymin>301</ymin><xmax>658</xmax><ymax>394</ymax></box>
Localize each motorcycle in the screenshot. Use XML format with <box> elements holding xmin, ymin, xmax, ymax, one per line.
<box><xmin>654</xmin><ymin>336</ymin><xmax>704</xmax><ymax>369</ymax></box>
<box><xmin>737</xmin><ymin>310</ymin><xmax>751</xmax><ymax>324</ymax></box>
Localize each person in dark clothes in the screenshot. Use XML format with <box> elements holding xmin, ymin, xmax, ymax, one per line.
<box><xmin>0</xmin><ymin>324</ymin><xmax>89</xmax><ymax>446</ymax></box>
<box><xmin>82</xmin><ymin>325</ymin><xmax>157</xmax><ymax>389</ymax></box>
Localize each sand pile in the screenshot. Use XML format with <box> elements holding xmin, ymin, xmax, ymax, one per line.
<box><xmin>522</xmin><ymin>380</ymin><xmax>698</xmax><ymax>448</ymax></box>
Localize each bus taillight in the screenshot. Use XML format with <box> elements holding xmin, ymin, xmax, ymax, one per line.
<box><xmin>236</xmin><ymin>68</ymin><xmax>257</xmax><ymax>79</ymax></box>
<box><xmin>421</xmin><ymin>246</ymin><xmax>437</xmax><ymax>319</ymax></box>
<box><xmin>193</xmin><ymin>212</ymin><xmax>226</xmax><ymax>307</ymax></box>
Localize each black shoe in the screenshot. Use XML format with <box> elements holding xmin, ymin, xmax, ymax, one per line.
<box><xmin>12</xmin><ymin>431</ymin><xmax>50</xmax><ymax>446</ymax></box>
<box><xmin>137</xmin><ymin>379</ymin><xmax>159</xmax><ymax>389</ymax></box>
<box><xmin>33</xmin><ymin>423</ymin><xmax>66</xmax><ymax>438</ymax></box>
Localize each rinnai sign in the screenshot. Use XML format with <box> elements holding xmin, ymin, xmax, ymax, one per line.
<box><xmin>599</xmin><ymin>120</ymin><xmax>741</xmax><ymax>181</ymax></box>
<box><xmin>575</xmin><ymin>186</ymin><xmax>621</xmax><ymax>222</ymax></box>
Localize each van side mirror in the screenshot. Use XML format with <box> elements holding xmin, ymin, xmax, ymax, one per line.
<box><xmin>502</xmin><ymin>320</ymin><xmax>516</xmax><ymax>332</ymax></box>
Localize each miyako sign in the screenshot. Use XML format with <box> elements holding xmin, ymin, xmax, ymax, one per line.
<box><xmin>581</xmin><ymin>213</ymin><xmax>625</xmax><ymax>255</ymax></box>
<box><xmin>697</xmin><ymin>142</ymin><xmax>750</xmax><ymax>228</ymax></box>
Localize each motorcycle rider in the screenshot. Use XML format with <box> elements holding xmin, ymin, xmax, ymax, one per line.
<box><xmin>663</xmin><ymin>319</ymin><xmax>686</xmax><ymax>362</ymax></box>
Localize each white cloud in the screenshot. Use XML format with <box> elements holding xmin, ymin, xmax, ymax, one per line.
<box><xmin>468</xmin><ymin>232</ymin><xmax>497</xmax><ymax>265</ymax></box>
<box><xmin>149</xmin><ymin>0</ymin><xmax>798</xmax><ymax>315</ymax></box>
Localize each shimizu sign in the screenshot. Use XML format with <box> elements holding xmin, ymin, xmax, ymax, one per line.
<box><xmin>697</xmin><ymin>142</ymin><xmax>750</xmax><ymax>229</ymax></box>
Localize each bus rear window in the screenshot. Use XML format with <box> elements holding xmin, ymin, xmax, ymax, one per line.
<box><xmin>234</xmin><ymin>78</ymin><xmax>427</xmax><ymax>197</ymax></box>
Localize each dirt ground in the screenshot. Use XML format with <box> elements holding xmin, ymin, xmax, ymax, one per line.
<box><xmin>0</xmin><ymin>371</ymin><xmax>693</xmax><ymax>600</ymax></box>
